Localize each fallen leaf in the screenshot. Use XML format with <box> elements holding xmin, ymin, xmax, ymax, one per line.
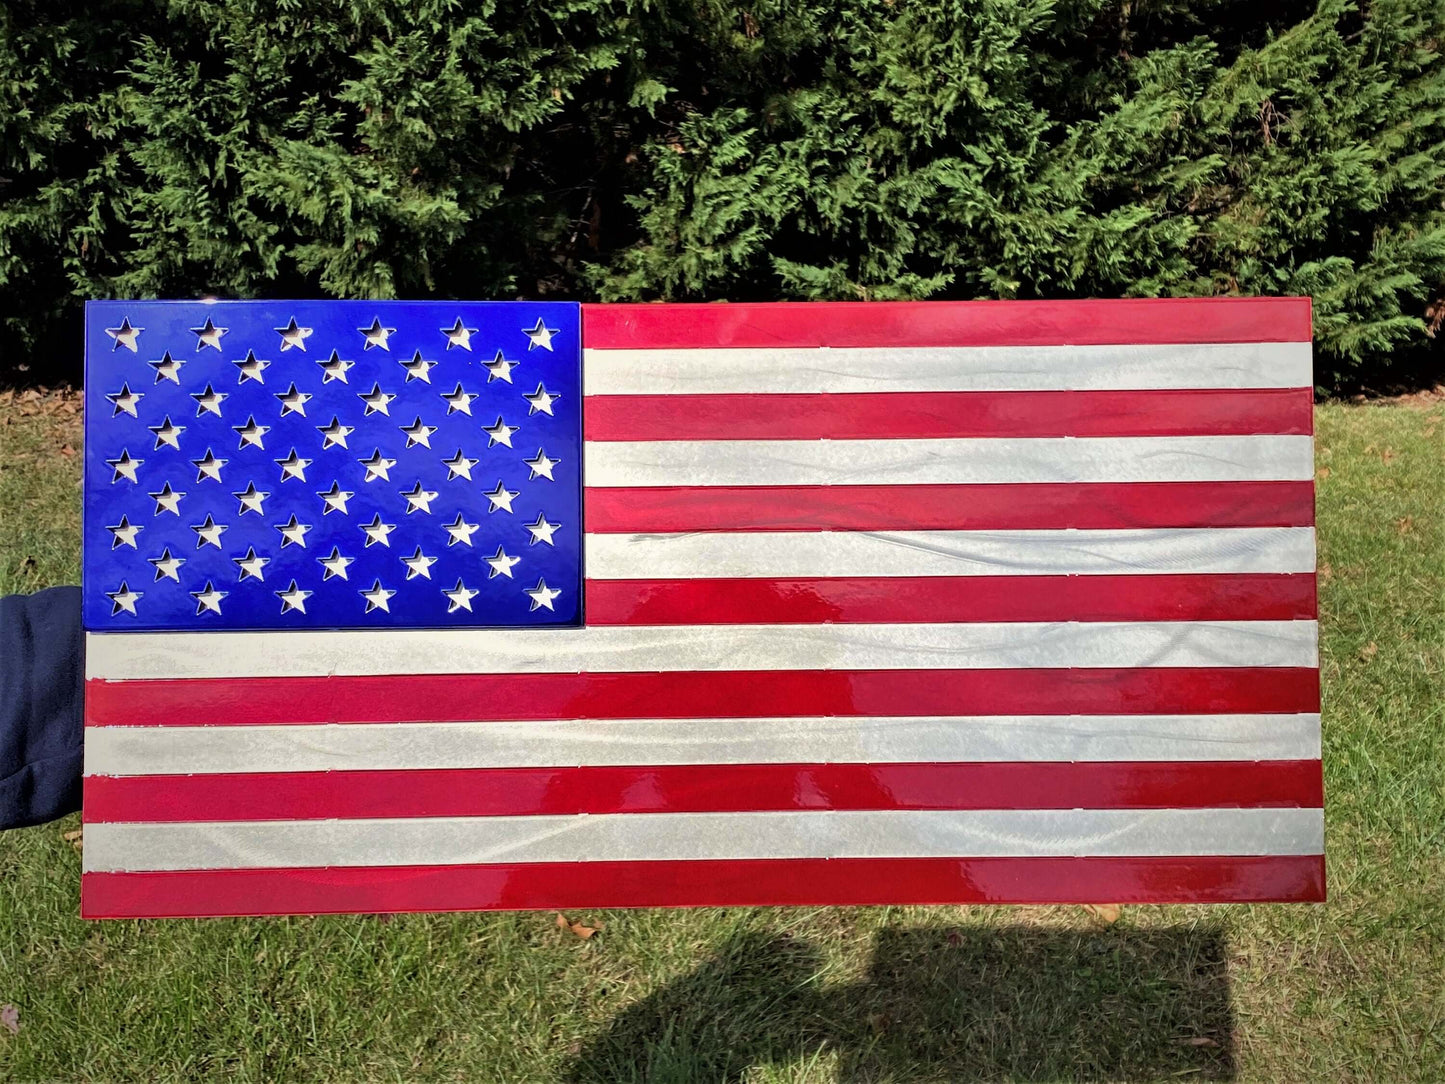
<box><xmin>555</xmin><ymin>912</ymin><xmax>602</xmax><ymax>940</ymax></box>
<box><xmin>1397</xmin><ymin>517</ymin><xmax>1414</xmax><ymax>535</ymax></box>
<box><xmin>1358</xmin><ymin>641</ymin><xmax>1378</xmax><ymax>661</ymax></box>
<box><xmin>1177</xmin><ymin>1036</ymin><xmax>1218</xmax><ymax>1047</ymax></box>
<box><xmin>62</xmin><ymin>828</ymin><xmax>82</xmax><ymax>851</ymax></box>
<box><xmin>59</xmin><ymin>445</ymin><xmax>75</xmax><ymax>458</ymax></box>
<box><xmin>866</xmin><ymin>1012</ymin><xmax>891</xmax><ymax>1035</ymax></box>
<box><xmin>1316</xmin><ymin>466</ymin><xmax>1331</xmax><ymax>480</ymax></box>
<box><xmin>1381</xmin><ymin>447</ymin><xmax>1396</xmax><ymax>463</ymax></box>
<box><xmin>1082</xmin><ymin>904</ymin><xmax>1121</xmax><ymax>924</ymax></box>
<box><xmin>0</xmin><ymin>1005</ymin><xmax>17</xmax><ymax>1035</ymax></box>
<box><xmin>1318</xmin><ymin>562</ymin><xmax>1333</xmax><ymax>582</ymax></box>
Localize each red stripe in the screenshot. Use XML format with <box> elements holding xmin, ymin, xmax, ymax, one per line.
<box><xmin>584</xmin><ymin>389</ymin><xmax>1313</xmax><ymax>441</ymax></box>
<box><xmin>81</xmin><ymin>854</ymin><xmax>1326</xmax><ymax>916</ymax></box>
<box><xmin>584</xmin><ymin>574</ymin><xmax>1317</xmax><ymax>625</ymax></box>
<box><xmin>580</xmin><ymin>299</ymin><xmax>1313</xmax><ymax>349</ymax></box>
<box><xmin>85</xmin><ymin>668</ymin><xmax>1320</xmax><ymax>727</ymax></box>
<box><xmin>83</xmin><ymin>760</ymin><xmax>1323</xmax><ymax>822</ymax></box>
<box><xmin>583</xmin><ymin>481</ymin><xmax>1316</xmax><ymax>532</ymax></box>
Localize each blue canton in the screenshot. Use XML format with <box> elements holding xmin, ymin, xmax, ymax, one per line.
<box><xmin>83</xmin><ymin>300</ymin><xmax>582</xmax><ymax>630</ymax></box>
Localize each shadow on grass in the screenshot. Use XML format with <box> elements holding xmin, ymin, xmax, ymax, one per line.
<box><xmin>566</xmin><ymin>925</ymin><xmax>1234</xmax><ymax>1082</ymax></box>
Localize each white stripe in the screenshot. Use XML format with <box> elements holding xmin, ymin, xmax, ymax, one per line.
<box><xmin>586</xmin><ymin>527</ymin><xmax>1316</xmax><ymax>579</ymax></box>
<box><xmin>85</xmin><ymin>620</ymin><xmax>1318</xmax><ymax>680</ymax></box>
<box><xmin>83</xmin><ymin>714</ymin><xmax>1323</xmax><ymax>776</ymax></box>
<box><xmin>582</xmin><ymin>342</ymin><xmax>1313</xmax><ymax>394</ymax></box>
<box><xmin>82</xmin><ymin>808</ymin><xmax>1325</xmax><ymax>871</ymax></box>
<box><xmin>583</xmin><ymin>435</ymin><xmax>1314</xmax><ymax>486</ymax></box>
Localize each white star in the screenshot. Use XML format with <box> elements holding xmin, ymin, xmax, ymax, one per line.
<box><xmin>107</xmin><ymin>383</ymin><xmax>144</xmax><ymax>417</ymax></box>
<box><xmin>485</xmin><ymin>545</ymin><xmax>521</xmax><ymax>579</ymax></box>
<box><xmin>107</xmin><ymin>581</ymin><xmax>142</xmax><ymax>615</ymax></box>
<box><xmin>524</xmin><ymin>448</ymin><xmax>558</xmax><ymax>481</ymax></box>
<box><xmin>275</xmin><ymin>383</ymin><xmax>312</xmax><ymax>416</ymax></box>
<box><xmin>277</xmin><ymin>580</ymin><xmax>313</xmax><ymax>614</ymax></box>
<box><xmin>484</xmin><ymin>480</ymin><xmax>519</xmax><ymax>514</ymax></box>
<box><xmin>149</xmin><ymin>415</ymin><xmax>184</xmax><ymax>450</ymax></box>
<box><xmin>318</xmin><ymin>481</ymin><xmax>353</xmax><ymax>515</ymax></box>
<box><xmin>359</xmin><ymin>318</ymin><xmax>396</xmax><ymax>351</ymax></box>
<box><xmin>525</xmin><ymin>513</ymin><xmax>560</xmax><ymax>546</ymax></box>
<box><xmin>148</xmin><ymin>548</ymin><xmax>185</xmax><ymax>582</ymax></box>
<box><xmin>400</xmin><ymin>417</ymin><xmax>437</xmax><ymax>448</ymax></box>
<box><xmin>107</xmin><ymin>515</ymin><xmax>142</xmax><ymax>549</ymax></box>
<box><xmin>444</xmin><ymin>513</ymin><xmax>480</xmax><ymax>547</ymax></box>
<box><xmin>484</xmin><ymin>350</ymin><xmax>516</xmax><ymax>383</ymax></box>
<box><xmin>400</xmin><ymin>482</ymin><xmax>438</xmax><ymax>514</ymax></box>
<box><xmin>234</xmin><ymin>350</ymin><xmax>270</xmax><ymax>384</ymax></box>
<box><xmin>400</xmin><ymin>350</ymin><xmax>436</xmax><ymax>383</ymax></box>
<box><xmin>192</xmin><ymin>383</ymin><xmax>227</xmax><ymax>417</ymax></box>
<box><xmin>360</xmin><ymin>514</ymin><xmax>396</xmax><ymax>548</ymax></box>
<box><xmin>441</xmin><ymin>383</ymin><xmax>476</xmax><ymax>415</ymax></box>
<box><xmin>192</xmin><ymin>581</ymin><xmax>227</xmax><ymax>616</ymax></box>
<box><xmin>523</xmin><ymin>383</ymin><xmax>558</xmax><ymax>416</ymax></box>
<box><xmin>360</xmin><ymin>449</ymin><xmax>396</xmax><ymax>482</ymax></box>
<box><xmin>523</xmin><ymin>317</ymin><xmax>559</xmax><ymax>352</ymax></box>
<box><xmin>190</xmin><ymin>318</ymin><xmax>226</xmax><ymax>351</ymax></box>
<box><xmin>358</xmin><ymin>383</ymin><xmax>395</xmax><ymax>416</ymax></box>
<box><xmin>149</xmin><ymin>482</ymin><xmax>185</xmax><ymax>516</ymax></box>
<box><xmin>275</xmin><ymin>317</ymin><xmax>313</xmax><ymax>352</ymax></box>
<box><xmin>108</xmin><ymin>450</ymin><xmax>143</xmax><ymax>484</ymax></box>
<box><xmin>191</xmin><ymin>514</ymin><xmax>227</xmax><ymax>549</ymax></box>
<box><xmin>192</xmin><ymin>449</ymin><xmax>227</xmax><ymax>482</ymax></box>
<box><xmin>318</xmin><ymin>350</ymin><xmax>354</xmax><ymax>383</ymax></box>
<box><xmin>106</xmin><ymin>318</ymin><xmax>142</xmax><ymax>352</ymax></box>
<box><xmin>317</xmin><ymin>416</ymin><xmax>354</xmax><ymax>449</ymax></box>
<box><xmin>275</xmin><ymin>514</ymin><xmax>311</xmax><ymax>548</ymax></box>
<box><xmin>360</xmin><ymin>580</ymin><xmax>396</xmax><ymax>613</ymax></box>
<box><xmin>401</xmin><ymin>547</ymin><xmax>437</xmax><ymax>580</ymax></box>
<box><xmin>524</xmin><ymin>578</ymin><xmax>562</xmax><ymax>612</ymax></box>
<box><xmin>441</xmin><ymin>317</ymin><xmax>478</xmax><ymax>351</ymax></box>
<box><xmin>443</xmin><ymin>579</ymin><xmax>479</xmax><ymax>613</ymax></box>
<box><xmin>233</xmin><ymin>415</ymin><xmax>269</xmax><ymax>449</ymax></box>
<box><xmin>233</xmin><ymin>482</ymin><xmax>269</xmax><ymax>515</ymax></box>
<box><xmin>442</xmin><ymin>449</ymin><xmax>479</xmax><ymax>481</ymax></box>
<box><xmin>148</xmin><ymin>352</ymin><xmax>184</xmax><ymax>384</ymax></box>
<box><xmin>318</xmin><ymin>547</ymin><xmax>354</xmax><ymax>581</ymax></box>
<box><xmin>276</xmin><ymin>448</ymin><xmax>312</xmax><ymax>482</ymax></box>
<box><xmin>483</xmin><ymin>416</ymin><xmax>518</xmax><ymax>448</ymax></box>
<box><xmin>233</xmin><ymin>547</ymin><xmax>270</xmax><ymax>582</ymax></box>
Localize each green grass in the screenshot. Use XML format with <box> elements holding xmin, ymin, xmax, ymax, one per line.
<box><xmin>0</xmin><ymin>394</ymin><xmax>1441</xmax><ymax>1082</ymax></box>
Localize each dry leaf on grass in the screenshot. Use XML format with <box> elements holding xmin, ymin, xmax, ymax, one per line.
<box><xmin>1177</xmin><ymin>1036</ymin><xmax>1219</xmax><ymax>1047</ymax></box>
<box><xmin>0</xmin><ymin>1005</ymin><xmax>18</xmax><ymax>1035</ymax></box>
<box><xmin>555</xmin><ymin>912</ymin><xmax>602</xmax><ymax>940</ymax></box>
<box><xmin>1082</xmin><ymin>904</ymin><xmax>1121</xmax><ymax>924</ymax></box>
<box><xmin>1358</xmin><ymin>642</ymin><xmax>1378</xmax><ymax>662</ymax></box>
<box><xmin>1397</xmin><ymin>517</ymin><xmax>1414</xmax><ymax>535</ymax></box>
<box><xmin>62</xmin><ymin>828</ymin><xmax>82</xmax><ymax>851</ymax></box>
<box><xmin>1316</xmin><ymin>466</ymin><xmax>1331</xmax><ymax>480</ymax></box>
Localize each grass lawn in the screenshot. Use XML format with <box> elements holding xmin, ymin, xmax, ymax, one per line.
<box><xmin>0</xmin><ymin>390</ymin><xmax>1441</xmax><ymax>1082</ymax></box>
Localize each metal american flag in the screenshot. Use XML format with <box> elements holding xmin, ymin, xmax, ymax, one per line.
<box><xmin>79</xmin><ymin>298</ymin><xmax>1323</xmax><ymax>918</ymax></box>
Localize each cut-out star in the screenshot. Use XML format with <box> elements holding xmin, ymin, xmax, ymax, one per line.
<box><xmin>523</xmin><ymin>383</ymin><xmax>558</xmax><ymax>416</ymax></box>
<box><xmin>525</xmin><ymin>513</ymin><xmax>560</xmax><ymax>547</ymax></box>
<box><xmin>444</xmin><ymin>579</ymin><xmax>479</xmax><ymax>613</ymax></box>
<box><xmin>318</xmin><ymin>547</ymin><xmax>354</xmax><ymax>581</ymax></box>
<box><xmin>234</xmin><ymin>350</ymin><xmax>270</xmax><ymax>384</ymax></box>
<box><xmin>192</xmin><ymin>581</ymin><xmax>227</xmax><ymax>616</ymax></box>
<box><xmin>441</xmin><ymin>383</ymin><xmax>476</xmax><ymax>415</ymax></box>
<box><xmin>107</xmin><ymin>581</ymin><xmax>142</xmax><ymax>615</ymax></box>
<box><xmin>485</xmin><ymin>546</ymin><xmax>521</xmax><ymax>579</ymax></box>
<box><xmin>192</xmin><ymin>383</ymin><xmax>227</xmax><ymax>417</ymax></box>
<box><xmin>483</xmin><ymin>416</ymin><xmax>518</xmax><ymax>448</ymax></box>
<box><xmin>234</xmin><ymin>547</ymin><xmax>270</xmax><ymax>582</ymax></box>
<box><xmin>360</xmin><ymin>449</ymin><xmax>396</xmax><ymax>482</ymax></box>
<box><xmin>277</xmin><ymin>580</ymin><xmax>313</xmax><ymax>614</ymax></box>
<box><xmin>444</xmin><ymin>513</ymin><xmax>480</xmax><ymax>547</ymax></box>
<box><xmin>148</xmin><ymin>548</ymin><xmax>185</xmax><ymax>582</ymax></box>
<box><xmin>401</xmin><ymin>547</ymin><xmax>437</xmax><ymax>580</ymax></box>
<box><xmin>275</xmin><ymin>383</ymin><xmax>312</xmax><ymax>416</ymax></box>
<box><xmin>442</xmin><ymin>449</ymin><xmax>478</xmax><ymax>481</ymax></box>
<box><xmin>190</xmin><ymin>318</ymin><xmax>226</xmax><ymax>351</ymax></box>
<box><xmin>275</xmin><ymin>317</ymin><xmax>313</xmax><ymax>352</ymax></box>
<box><xmin>484</xmin><ymin>480</ymin><xmax>519</xmax><ymax>514</ymax></box>
<box><xmin>360</xmin><ymin>514</ymin><xmax>397</xmax><ymax>548</ymax></box>
<box><xmin>107</xmin><ymin>515</ymin><xmax>142</xmax><ymax>549</ymax></box>
<box><xmin>233</xmin><ymin>415</ymin><xmax>269</xmax><ymax>449</ymax></box>
<box><xmin>400</xmin><ymin>350</ymin><xmax>436</xmax><ymax>383</ymax></box>
<box><xmin>149</xmin><ymin>352</ymin><xmax>184</xmax><ymax>384</ymax></box>
<box><xmin>442</xmin><ymin>317</ymin><xmax>478</xmax><ymax>350</ymax></box>
<box><xmin>191</xmin><ymin>514</ymin><xmax>226</xmax><ymax>549</ymax></box>
<box><xmin>149</xmin><ymin>482</ymin><xmax>184</xmax><ymax>516</ymax></box>
<box><xmin>149</xmin><ymin>415</ymin><xmax>184</xmax><ymax>450</ymax></box>
<box><xmin>108</xmin><ymin>450</ymin><xmax>143</xmax><ymax>483</ymax></box>
<box><xmin>275</xmin><ymin>514</ymin><xmax>311</xmax><ymax>548</ymax></box>
<box><xmin>524</xmin><ymin>448</ymin><xmax>558</xmax><ymax>481</ymax></box>
<box><xmin>106</xmin><ymin>318</ymin><xmax>143</xmax><ymax>352</ymax></box>
<box><xmin>233</xmin><ymin>482</ymin><xmax>269</xmax><ymax>515</ymax></box>
<box><xmin>107</xmin><ymin>383</ymin><xmax>144</xmax><ymax>417</ymax></box>
<box><xmin>359</xmin><ymin>318</ymin><xmax>396</xmax><ymax>351</ymax></box>
<box><xmin>399</xmin><ymin>416</ymin><xmax>437</xmax><ymax>448</ymax></box>
<box><xmin>317</xmin><ymin>416</ymin><xmax>354</xmax><ymax>450</ymax></box>
<box><xmin>360</xmin><ymin>580</ymin><xmax>396</xmax><ymax>614</ymax></box>
<box><xmin>192</xmin><ymin>449</ymin><xmax>227</xmax><ymax>482</ymax></box>
<box><xmin>523</xmin><ymin>317</ymin><xmax>559</xmax><ymax>352</ymax></box>
<box><xmin>317</xmin><ymin>350</ymin><xmax>354</xmax><ymax>383</ymax></box>
<box><xmin>484</xmin><ymin>350</ymin><xmax>516</xmax><ymax>383</ymax></box>
<box><xmin>525</xmin><ymin>578</ymin><xmax>562</xmax><ymax>612</ymax></box>
<box><xmin>359</xmin><ymin>383</ymin><xmax>395</xmax><ymax>416</ymax></box>
<box><xmin>276</xmin><ymin>448</ymin><xmax>312</xmax><ymax>482</ymax></box>
<box><xmin>318</xmin><ymin>481</ymin><xmax>353</xmax><ymax>515</ymax></box>
<box><xmin>400</xmin><ymin>482</ymin><xmax>438</xmax><ymax>515</ymax></box>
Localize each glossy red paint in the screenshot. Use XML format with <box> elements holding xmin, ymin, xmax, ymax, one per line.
<box><xmin>581</xmin><ymin>298</ymin><xmax>1314</xmax><ymax>349</ymax></box>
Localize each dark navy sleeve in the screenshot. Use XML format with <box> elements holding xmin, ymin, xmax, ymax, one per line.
<box><xmin>0</xmin><ymin>587</ymin><xmax>84</xmax><ymax>830</ymax></box>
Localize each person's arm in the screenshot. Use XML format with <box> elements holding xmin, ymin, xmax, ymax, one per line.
<box><xmin>0</xmin><ymin>586</ymin><xmax>84</xmax><ymax>830</ymax></box>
